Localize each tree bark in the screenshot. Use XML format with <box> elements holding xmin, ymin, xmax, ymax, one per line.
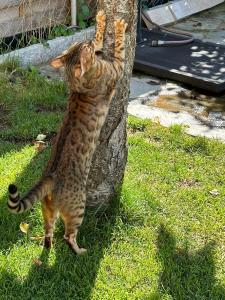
<box><xmin>86</xmin><ymin>0</ymin><xmax>137</xmax><ymax>206</ymax></box>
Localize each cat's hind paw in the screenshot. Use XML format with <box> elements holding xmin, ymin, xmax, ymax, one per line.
<box><xmin>64</xmin><ymin>235</ymin><xmax>87</xmax><ymax>255</ymax></box>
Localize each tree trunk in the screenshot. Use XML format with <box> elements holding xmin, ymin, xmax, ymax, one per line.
<box><xmin>86</xmin><ymin>0</ymin><xmax>137</xmax><ymax>206</ymax></box>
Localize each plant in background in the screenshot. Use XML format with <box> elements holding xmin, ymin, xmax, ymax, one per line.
<box><xmin>77</xmin><ymin>0</ymin><xmax>91</xmax><ymax>29</ymax></box>
<box><xmin>48</xmin><ymin>25</ymin><xmax>73</xmax><ymax>39</ymax></box>
<box><xmin>0</xmin><ymin>1</ymin><xmax>95</xmax><ymax>54</ymax></box>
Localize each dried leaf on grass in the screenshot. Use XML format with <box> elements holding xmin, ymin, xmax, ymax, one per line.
<box><xmin>33</xmin><ymin>141</ymin><xmax>46</xmax><ymax>152</ymax></box>
<box><xmin>152</xmin><ymin>116</ymin><xmax>161</xmax><ymax>125</ymax></box>
<box><xmin>209</xmin><ymin>189</ymin><xmax>220</xmax><ymax>196</ymax></box>
<box><xmin>19</xmin><ymin>222</ymin><xmax>29</xmax><ymax>234</ymax></box>
<box><xmin>33</xmin><ymin>259</ymin><xmax>42</xmax><ymax>266</ymax></box>
<box><xmin>36</xmin><ymin>134</ymin><xmax>46</xmax><ymax>141</ymax></box>
<box><xmin>30</xmin><ymin>236</ymin><xmax>43</xmax><ymax>241</ymax></box>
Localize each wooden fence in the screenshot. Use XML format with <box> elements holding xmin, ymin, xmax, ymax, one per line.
<box><xmin>0</xmin><ymin>0</ymin><xmax>70</xmax><ymax>38</ymax></box>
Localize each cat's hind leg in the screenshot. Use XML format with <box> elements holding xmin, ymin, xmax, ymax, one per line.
<box><xmin>42</xmin><ymin>195</ymin><xmax>58</xmax><ymax>249</ymax></box>
<box><xmin>60</xmin><ymin>197</ymin><xmax>86</xmax><ymax>255</ymax></box>
<box><xmin>64</xmin><ymin>227</ymin><xmax>86</xmax><ymax>255</ymax></box>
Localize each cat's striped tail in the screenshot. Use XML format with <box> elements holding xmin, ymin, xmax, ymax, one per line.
<box><xmin>8</xmin><ymin>177</ymin><xmax>53</xmax><ymax>214</ymax></box>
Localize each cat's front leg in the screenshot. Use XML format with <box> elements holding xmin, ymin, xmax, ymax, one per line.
<box><xmin>114</xmin><ymin>18</ymin><xmax>127</xmax><ymax>62</ymax></box>
<box><xmin>93</xmin><ymin>10</ymin><xmax>106</xmax><ymax>52</ymax></box>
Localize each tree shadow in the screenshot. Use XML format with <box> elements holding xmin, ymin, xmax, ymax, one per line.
<box><xmin>0</xmin><ymin>134</ymin><xmax>54</xmax><ymax>251</ymax></box>
<box><xmin>157</xmin><ymin>225</ymin><xmax>225</xmax><ymax>299</ymax></box>
<box><xmin>0</xmin><ymin>206</ymin><xmax>118</xmax><ymax>299</ymax></box>
<box><xmin>0</xmin><ymin>140</ymin><xmax>118</xmax><ymax>299</ymax></box>
<box><xmin>0</xmin><ymin>142</ymin><xmax>42</xmax><ymax>251</ymax></box>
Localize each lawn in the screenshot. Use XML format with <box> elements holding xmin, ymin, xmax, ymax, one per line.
<box><xmin>0</xmin><ymin>62</ymin><xmax>225</xmax><ymax>299</ymax></box>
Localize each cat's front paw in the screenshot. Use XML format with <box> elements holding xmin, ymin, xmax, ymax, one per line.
<box><xmin>114</xmin><ymin>19</ymin><xmax>128</xmax><ymax>34</ymax></box>
<box><xmin>96</xmin><ymin>10</ymin><xmax>106</xmax><ymax>25</ymax></box>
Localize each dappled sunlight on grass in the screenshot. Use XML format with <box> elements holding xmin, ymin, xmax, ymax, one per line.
<box><xmin>0</xmin><ymin>144</ymin><xmax>37</xmax><ymax>196</ymax></box>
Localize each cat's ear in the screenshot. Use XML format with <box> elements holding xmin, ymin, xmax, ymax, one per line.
<box><xmin>50</xmin><ymin>55</ymin><xmax>64</xmax><ymax>68</ymax></box>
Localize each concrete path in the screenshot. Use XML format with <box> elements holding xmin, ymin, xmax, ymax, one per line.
<box><xmin>128</xmin><ymin>2</ymin><xmax>225</xmax><ymax>142</ymax></box>
<box><xmin>129</xmin><ymin>74</ymin><xmax>225</xmax><ymax>141</ymax></box>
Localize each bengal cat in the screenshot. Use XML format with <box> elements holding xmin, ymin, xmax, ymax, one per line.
<box><xmin>7</xmin><ymin>11</ymin><xmax>127</xmax><ymax>254</ymax></box>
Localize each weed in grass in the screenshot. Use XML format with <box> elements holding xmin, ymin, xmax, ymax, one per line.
<box><xmin>0</xmin><ymin>58</ymin><xmax>20</xmax><ymax>73</ymax></box>
<box><xmin>127</xmin><ymin>115</ymin><xmax>150</xmax><ymax>133</ymax></box>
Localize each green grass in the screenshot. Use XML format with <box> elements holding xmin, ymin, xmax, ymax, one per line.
<box><xmin>0</xmin><ymin>60</ymin><xmax>67</xmax><ymax>140</ymax></box>
<box><xmin>0</xmin><ymin>62</ymin><xmax>225</xmax><ymax>299</ymax></box>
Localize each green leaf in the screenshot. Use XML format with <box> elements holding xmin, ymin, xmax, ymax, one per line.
<box><xmin>79</xmin><ymin>20</ymin><xmax>86</xmax><ymax>29</ymax></box>
<box><xmin>42</xmin><ymin>41</ymin><xmax>50</xmax><ymax>48</ymax></box>
<box><xmin>81</xmin><ymin>4</ymin><xmax>90</xmax><ymax>17</ymax></box>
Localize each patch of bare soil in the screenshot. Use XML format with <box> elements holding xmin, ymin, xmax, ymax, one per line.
<box><xmin>0</xmin><ymin>103</ymin><xmax>10</xmax><ymax>130</ymax></box>
<box><xmin>35</xmin><ymin>104</ymin><xmax>64</xmax><ymax>113</ymax></box>
<box><xmin>147</xmin><ymin>89</ymin><xmax>225</xmax><ymax>128</ymax></box>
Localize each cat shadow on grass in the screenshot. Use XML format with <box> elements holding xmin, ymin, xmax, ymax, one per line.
<box><xmin>0</xmin><ymin>143</ymin><xmax>49</xmax><ymax>251</ymax></box>
<box><xmin>0</xmin><ymin>144</ymin><xmax>118</xmax><ymax>299</ymax></box>
<box><xmin>0</xmin><ymin>208</ymin><xmax>118</xmax><ymax>299</ymax></box>
<box><xmin>157</xmin><ymin>225</ymin><xmax>225</xmax><ymax>299</ymax></box>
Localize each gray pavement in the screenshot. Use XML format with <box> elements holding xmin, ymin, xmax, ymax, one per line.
<box><xmin>129</xmin><ymin>2</ymin><xmax>225</xmax><ymax>142</ymax></box>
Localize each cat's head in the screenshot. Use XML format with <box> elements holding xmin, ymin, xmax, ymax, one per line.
<box><xmin>50</xmin><ymin>40</ymin><xmax>96</xmax><ymax>79</ymax></box>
